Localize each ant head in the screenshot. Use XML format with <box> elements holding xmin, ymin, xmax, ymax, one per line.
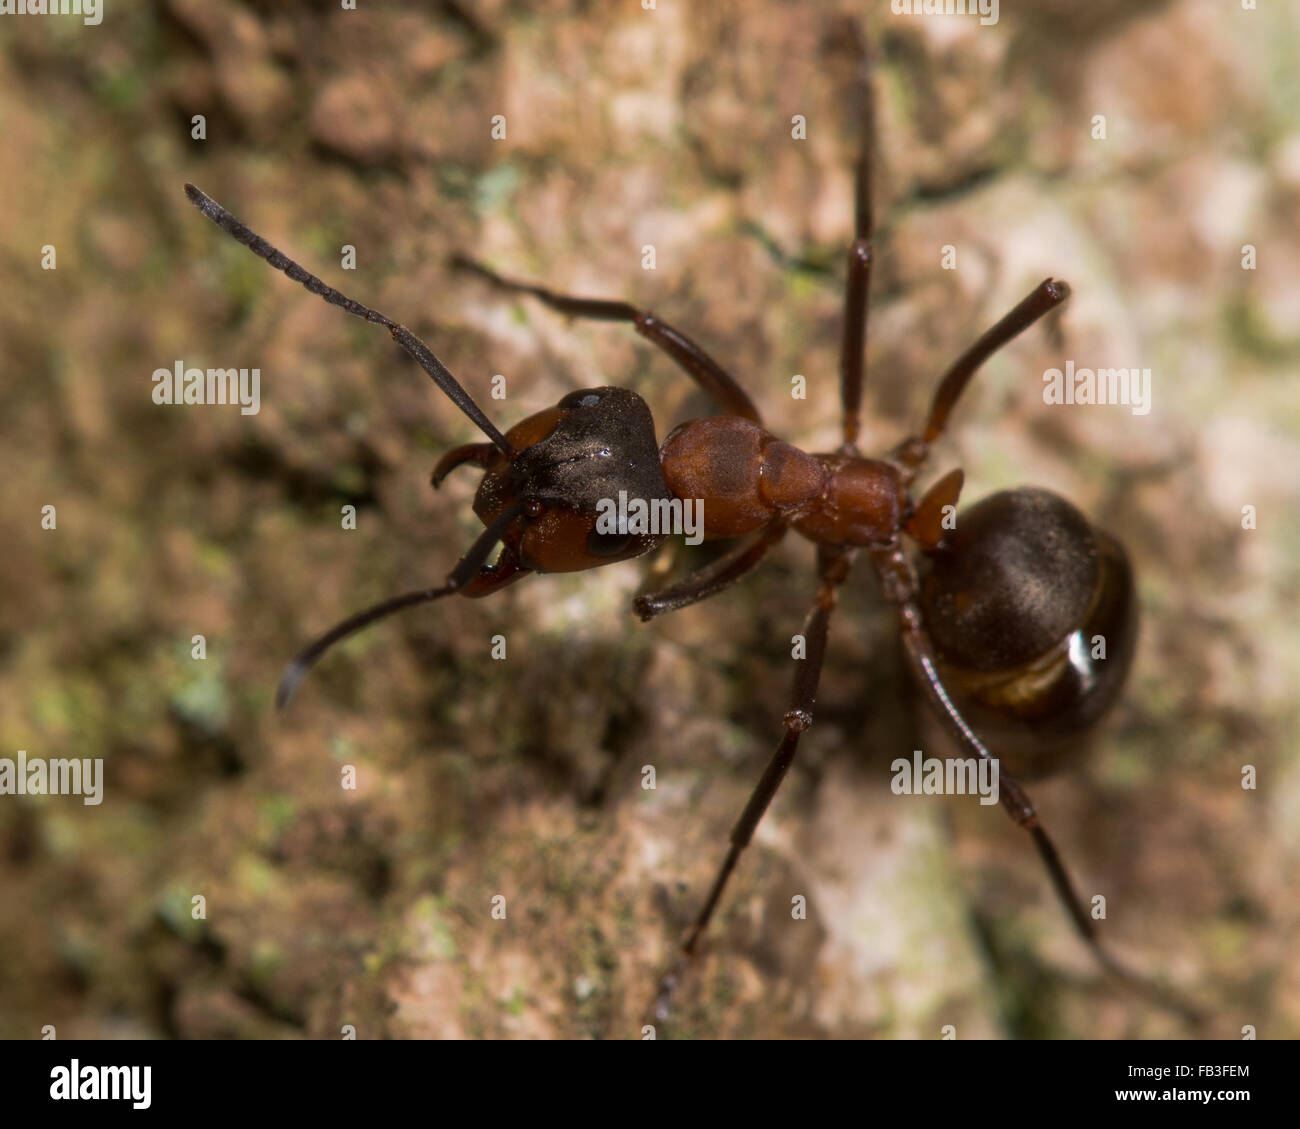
<box><xmin>474</xmin><ymin>386</ymin><xmax>672</xmax><ymax>572</ymax></box>
<box><xmin>185</xmin><ymin>184</ymin><xmax>676</xmax><ymax>580</ymax></box>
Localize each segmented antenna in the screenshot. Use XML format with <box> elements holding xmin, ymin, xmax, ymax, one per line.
<box><xmin>183</xmin><ymin>183</ymin><xmax>514</xmax><ymax>457</ymax></box>
<box><xmin>275</xmin><ymin>500</ymin><xmax>526</xmax><ymax>708</ymax></box>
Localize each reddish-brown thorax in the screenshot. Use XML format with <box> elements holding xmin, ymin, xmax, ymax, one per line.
<box><xmin>659</xmin><ymin>416</ymin><xmax>907</xmax><ymax>547</ymax></box>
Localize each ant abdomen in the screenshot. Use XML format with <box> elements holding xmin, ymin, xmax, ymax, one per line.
<box><xmin>917</xmin><ymin>487</ymin><xmax>1138</xmax><ymax>777</ymax></box>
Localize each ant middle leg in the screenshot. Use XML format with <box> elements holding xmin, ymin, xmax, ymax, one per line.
<box><xmin>838</xmin><ymin>24</ymin><xmax>876</xmax><ymax>452</ymax></box>
<box><xmin>650</xmin><ymin>544</ymin><xmax>853</xmax><ymax>1022</ymax></box>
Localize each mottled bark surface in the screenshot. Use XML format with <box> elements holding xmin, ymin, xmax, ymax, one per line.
<box><xmin>0</xmin><ymin>0</ymin><xmax>1296</xmax><ymax>1039</ymax></box>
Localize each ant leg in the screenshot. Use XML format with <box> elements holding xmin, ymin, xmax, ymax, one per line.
<box><xmin>903</xmin><ymin>468</ymin><xmax>964</xmax><ymax>552</ymax></box>
<box><xmin>633</xmin><ymin>523</ymin><xmax>786</xmax><ymax>622</ymax></box>
<box><xmin>650</xmin><ymin>546</ymin><xmax>852</xmax><ymax>1022</ymax></box>
<box><xmin>892</xmin><ymin>278</ymin><xmax>1071</xmax><ymax>477</ymax></box>
<box><xmin>839</xmin><ymin>31</ymin><xmax>875</xmax><ymax>451</ymax></box>
<box><xmin>276</xmin><ymin>503</ymin><xmax>529</xmax><ymax>708</ymax></box>
<box><xmin>868</xmin><ymin>542</ymin><xmax>1204</xmax><ymax>1026</ymax></box>
<box><xmin>839</xmin><ymin>237</ymin><xmax>872</xmax><ymax>452</ymax></box>
<box><xmin>452</xmin><ymin>256</ymin><xmax>762</xmax><ymax>424</ymax></box>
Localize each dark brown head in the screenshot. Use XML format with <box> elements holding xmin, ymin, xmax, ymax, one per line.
<box><xmin>473</xmin><ymin>386</ymin><xmax>672</xmax><ymax>572</ymax></box>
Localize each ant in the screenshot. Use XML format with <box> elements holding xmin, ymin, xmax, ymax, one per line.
<box><xmin>184</xmin><ymin>43</ymin><xmax>1199</xmax><ymax>1034</ymax></box>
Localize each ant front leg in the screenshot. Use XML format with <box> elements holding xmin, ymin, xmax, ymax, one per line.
<box><xmin>633</xmin><ymin>522</ymin><xmax>787</xmax><ymax>622</ymax></box>
<box><xmin>452</xmin><ymin>256</ymin><xmax>762</xmax><ymax>423</ymax></box>
<box><xmin>650</xmin><ymin>545</ymin><xmax>853</xmax><ymax>1025</ymax></box>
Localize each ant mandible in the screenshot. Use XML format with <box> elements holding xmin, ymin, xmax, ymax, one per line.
<box><xmin>184</xmin><ymin>41</ymin><xmax>1195</xmax><ymax>1031</ymax></box>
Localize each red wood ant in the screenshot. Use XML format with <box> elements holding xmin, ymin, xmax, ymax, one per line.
<box><xmin>184</xmin><ymin>58</ymin><xmax>1197</xmax><ymax>1029</ymax></box>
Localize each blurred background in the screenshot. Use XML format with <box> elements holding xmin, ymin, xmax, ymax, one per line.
<box><xmin>1</xmin><ymin>0</ymin><xmax>1297</xmax><ymax>1039</ymax></box>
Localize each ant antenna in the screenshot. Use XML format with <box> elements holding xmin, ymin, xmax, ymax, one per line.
<box><xmin>275</xmin><ymin>500</ymin><xmax>526</xmax><ymax>708</ymax></box>
<box><xmin>183</xmin><ymin>184</ymin><xmax>515</xmax><ymax>457</ymax></box>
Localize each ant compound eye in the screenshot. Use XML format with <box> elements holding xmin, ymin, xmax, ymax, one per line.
<box><xmin>558</xmin><ymin>389</ymin><xmax>605</xmax><ymax>411</ymax></box>
<box><xmin>586</xmin><ymin>528</ymin><xmax>633</xmax><ymax>558</ymax></box>
<box><xmin>524</xmin><ymin>499</ymin><xmax>545</xmax><ymax>518</ymax></box>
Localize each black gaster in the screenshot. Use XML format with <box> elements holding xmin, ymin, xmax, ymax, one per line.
<box><xmin>920</xmin><ymin>487</ymin><xmax>1099</xmax><ymax>672</ymax></box>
